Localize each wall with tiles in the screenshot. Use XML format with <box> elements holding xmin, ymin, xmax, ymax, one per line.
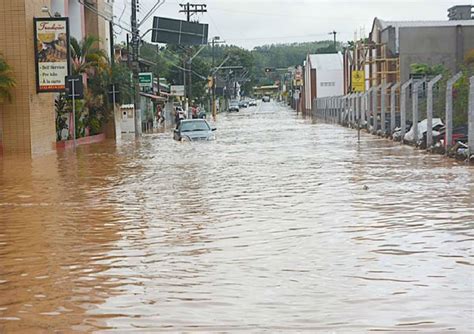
<box><xmin>0</xmin><ymin>0</ymin><xmax>56</xmax><ymax>156</ymax></box>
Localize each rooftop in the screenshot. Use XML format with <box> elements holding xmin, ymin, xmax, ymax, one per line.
<box><xmin>307</xmin><ymin>53</ymin><xmax>343</xmax><ymax>71</ymax></box>
<box><xmin>376</xmin><ymin>18</ymin><xmax>474</xmax><ymax>31</ymax></box>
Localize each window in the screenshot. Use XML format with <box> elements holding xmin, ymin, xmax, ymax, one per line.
<box><xmin>320</xmin><ymin>82</ymin><xmax>336</xmax><ymax>87</ymax></box>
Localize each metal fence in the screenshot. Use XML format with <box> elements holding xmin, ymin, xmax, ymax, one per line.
<box><xmin>312</xmin><ymin>74</ymin><xmax>474</xmax><ymax>159</ymax></box>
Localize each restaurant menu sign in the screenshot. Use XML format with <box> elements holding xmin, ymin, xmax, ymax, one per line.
<box><xmin>34</xmin><ymin>18</ymin><xmax>70</xmax><ymax>93</ymax></box>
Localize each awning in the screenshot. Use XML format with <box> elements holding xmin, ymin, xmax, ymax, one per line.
<box><xmin>139</xmin><ymin>92</ymin><xmax>167</xmax><ymax>101</ymax></box>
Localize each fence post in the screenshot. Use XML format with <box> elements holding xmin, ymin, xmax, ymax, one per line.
<box><xmin>381</xmin><ymin>83</ymin><xmax>392</xmax><ymax>136</ymax></box>
<box><xmin>332</xmin><ymin>97</ymin><xmax>336</xmax><ymax>122</ymax></box>
<box><xmin>390</xmin><ymin>82</ymin><xmax>401</xmax><ymax>135</ymax></box>
<box><xmin>350</xmin><ymin>94</ymin><xmax>355</xmax><ymax>126</ymax></box>
<box><xmin>372</xmin><ymin>85</ymin><xmax>382</xmax><ymax>134</ymax></box>
<box><xmin>445</xmin><ymin>72</ymin><xmax>463</xmax><ymax>150</ymax></box>
<box><xmin>426</xmin><ymin>74</ymin><xmax>443</xmax><ymax>148</ymax></box>
<box><xmin>400</xmin><ymin>79</ymin><xmax>413</xmax><ymax>142</ymax></box>
<box><xmin>412</xmin><ymin>80</ymin><xmax>425</xmax><ymax>144</ymax></box>
<box><xmin>338</xmin><ymin>96</ymin><xmax>343</xmax><ymax>124</ymax></box>
<box><xmin>360</xmin><ymin>92</ymin><xmax>366</xmax><ymax>126</ymax></box>
<box><xmin>469</xmin><ymin>76</ymin><xmax>474</xmax><ymax>157</ymax></box>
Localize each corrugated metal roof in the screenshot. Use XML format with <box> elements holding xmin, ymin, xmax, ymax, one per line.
<box><xmin>308</xmin><ymin>53</ymin><xmax>343</xmax><ymax>71</ymax></box>
<box><xmin>379</xmin><ymin>19</ymin><xmax>474</xmax><ymax>30</ymax></box>
<box><xmin>375</xmin><ymin>18</ymin><xmax>474</xmax><ymax>54</ymax></box>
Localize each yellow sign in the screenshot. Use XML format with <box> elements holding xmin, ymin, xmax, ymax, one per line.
<box><xmin>352</xmin><ymin>70</ymin><xmax>365</xmax><ymax>92</ymax></box>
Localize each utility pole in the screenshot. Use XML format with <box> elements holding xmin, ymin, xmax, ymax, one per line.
<box><xmin>329</xmin><ymin>30</ymin><xmax>337</xmax><ymax>50</ymax></box>
<box><xmin>179</xmin><ymin>3</ymin><xmax>207</xmax><ymax>115</ymax></box>
<box><xmin>131</xmin><ymin>0</ymin><xmax>141</xmax><ymax>137</ymax></box>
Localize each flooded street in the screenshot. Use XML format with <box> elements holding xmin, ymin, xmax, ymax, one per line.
<box><xmin>1</xmin><ymin>101</ymin><xmax>473</xmax><ymax>332</ymax></box>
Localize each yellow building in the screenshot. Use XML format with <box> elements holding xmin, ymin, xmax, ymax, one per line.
<box><xmin>0</xmin><ymin>0</ymin><xmax>113</xmax><ymax>156</ymax></box>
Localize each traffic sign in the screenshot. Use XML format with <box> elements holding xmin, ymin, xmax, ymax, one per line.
<box><xmin>139</xmin><ymin>72</ymin><xmax>153</xmax><ymax>88</ymax></box>
<box><xmin>352</xmin><ymin>70</ymin><xmax>365</xmax><ymax>92</ymax></box>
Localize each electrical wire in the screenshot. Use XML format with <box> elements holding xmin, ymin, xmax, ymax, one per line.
<box><xmin>139</xmin><ymin>0</ymin><xmax>166</xmax><ymax>28</ymax></box>
<box><xmin>78</xmin><ymin>0</ymin><xmax>133</xmax><ymax>33</ymax></box>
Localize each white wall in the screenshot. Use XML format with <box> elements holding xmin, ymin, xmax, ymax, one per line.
<box><xmin>50</xmin><ymin>0</ymin><xmax>66</xmax><ymax>16</ymax></box>
<box><xmin>68</xmin><ymin>0</ymin><xmax>83</xmax><ymax>40</ymax></box>
<box><xmin>316</xmin><ymin>69</ymin><xmax>344</xmax><ymax>98</ymax></box>
<box><xmin>304</xmin><ymin>59</ymin><xmax>312</xmax><ymax>110</ymax></box>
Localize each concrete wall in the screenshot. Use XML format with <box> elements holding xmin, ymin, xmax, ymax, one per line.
<box><xmin>0</xmin><ymin>0</ymin><xmax>56</xmax><ymax>156</ymax></box>
<box><xmin>399</xmin><ymin>25</ymin><xmax>474</xmax><ymax>82</ymax></box>
<box><xmin>316</xmin><ymin>69</ymin><xmax>344</xmax><ymax>98</ymax></box>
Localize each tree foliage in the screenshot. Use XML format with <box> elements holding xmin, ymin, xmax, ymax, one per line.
<box><xmin>0</xmin><ymin>54</ymin><xmax>16</xmax><ymax>103</ymax></box>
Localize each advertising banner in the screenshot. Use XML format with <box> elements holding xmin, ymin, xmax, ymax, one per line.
<box><xmin>352</xmin><ymin>70</ymin><xmax>365</xmax><ymax>92</ymax></box>
<box><xmin>170</xmin><ymin>85</ymin><xmax>185</xmax><ymax>96</ymax></box>
<box><xmin>34</xmin><ymin>18</ymin><xmax>70</xmax><ymax>93</ymax></box>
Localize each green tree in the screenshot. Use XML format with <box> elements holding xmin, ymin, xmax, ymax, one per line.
<box><xmin>0</xmin><ymin>54</ymin><xmax>16</xmax><ymax>103</ymax></box>
<box><xmin>70</xmin><ymin>36</ymin><xmax>109</xmax><ymax>75</ymax></box>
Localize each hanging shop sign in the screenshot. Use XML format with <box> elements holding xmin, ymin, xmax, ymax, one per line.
<box><xmin>34</xmin><ymin>17</ymin><xmax>70</xmax><ymax>93</ymax></box>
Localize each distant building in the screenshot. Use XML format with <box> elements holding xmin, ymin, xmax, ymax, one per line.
<box><xmin>303</xmin><ymin>53</ymin><xmax>344</xmax><ymax>112</ymax></box>
<box><xmin>343</xmin><ymin>6</ymin><xmax>474</xmax><ymax>93</ymax></box>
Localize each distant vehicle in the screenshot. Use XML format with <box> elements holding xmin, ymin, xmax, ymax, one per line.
<box><xmin>239</xmin><ymin>100</ymin><xmax>249</xmax><ymax>108</ymax></box>
<box><xmin>262</xmin><ymin>96</ymin><xmax>270</xmax><ymax>102</ymax></box>
<box><xmin>248</xmin><ymin>99</ymin><xmax>257</xmax><ymax>106</ymax></box>
<box><xmin>173</xmin><ymin>119</ymin><xmax>216</xmax><ymax>142</ymax></box>
<box><xmin>229</xmin><ymin>100</ymin><xmax>240</xmax><ymax>112</ymax></box>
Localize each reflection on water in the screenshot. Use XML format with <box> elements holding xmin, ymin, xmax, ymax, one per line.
<box><xmin>1</xmin><ymin>102</ymin><xmax>473</xmax><ymax>332</ymax></box>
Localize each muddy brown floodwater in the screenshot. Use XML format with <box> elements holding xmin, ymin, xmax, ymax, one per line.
<box><xmin>0</xmin><ymin>102</ymin><xmax>473</xmax><ymax>332</ymax></box>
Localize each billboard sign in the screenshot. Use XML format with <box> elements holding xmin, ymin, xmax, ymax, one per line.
<box><xmin>139</xmin><ymin>72</ymin><xmax>153</xmax><ymax>87</ymax></box>
<box><xmin>34</xmin><ymin>17</ymin><xmax>70</xmax><ymax>93</ymax></box>
<box><xmin>152</xmin><ymin>17</ymin><xmax>209</xmax><ymax>45</ymax></box>
<box><xmin>170</xmin><ymin>85</ymin><xmax>185</xmax><ymax>96</ymax></box>
<box><xmin>352</xmin><ymin>70</ymin><xmax>365</xmax><ymax>92</ymax></box>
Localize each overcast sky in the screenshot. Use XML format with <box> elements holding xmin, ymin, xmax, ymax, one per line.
<box><xmin>113</xmin><ymin>0</ymin><xmax>470</xmax><ymax>49</ymax></box>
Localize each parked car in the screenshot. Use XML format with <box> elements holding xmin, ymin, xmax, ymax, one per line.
<box><xmin>239</xmin><ymin>100</ymin><xmax>249</xmax><ymax>108</ymax></box>
<box><xmin>173</xmin><ymin>119</ymin><xmax>216</xmax><ymax>142</ymax></box>
<box><xmin>248</xmin><ymin>99</ymin><xmax>257</xmax><ymax>106</ymax></box>
<box><xmin>262</xmin><ymin>96</ymin><xmax>270</xmax><ymax>102</ymax></box>
<box><xmin>229</xmin><ymin>100</ymin><xmax>240</xmax><ymax>112</ymax></box>
<box><xmin>404</xmin><ymin>118</ymin><xmax>444</xmax><ymax>145</ymax></box>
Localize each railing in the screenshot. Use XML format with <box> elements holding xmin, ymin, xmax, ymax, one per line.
<box><xmin>312</xmin><ymin>75</ymin><xmax>474</xmax><ymax>160</ymax></box>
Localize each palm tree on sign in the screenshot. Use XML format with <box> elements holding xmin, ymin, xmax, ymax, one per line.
<box><xmin>70</xmin><ymin>35</ymin><xmax>109</xmax><ymax>75</ymax></box>
<box><xmin>0</xmin><ymin>54</ymin><xmax>16</xmax><ymax>103</ymax></box>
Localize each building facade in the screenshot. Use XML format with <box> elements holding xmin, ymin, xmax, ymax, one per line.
<box><xmin>0</xmin><ymin>0</ymin><xmax>112</xmax><ymax>156</ymax></box>
<box><xmin>304</xmin><ymin>53</ymin><xmax>344</xmax><ymax>112</ymax></box>
<box><xmin>343</xmin><ymin>5</ymin><xmax>474</xmax><ymax>93</ymax></box>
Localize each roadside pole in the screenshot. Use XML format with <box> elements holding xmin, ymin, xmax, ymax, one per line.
<box><xmin>381</xmin><ymin>83</ymin><xmax>392</xmax><ymax>136</ymax></box>
<box><xmin>412</xmin><ymin>80</ymin><xmax>425</xmax><ymax>144</ymax></box>
<box><xmin>468</xmin><ymin>76</ymin><xmax>474</xmax><ymax>157</ymax></box>
<box><xmin>72</xmin><ymin>79</ymin><xmax>77</xmax><ymax>148</ymax></box>
<box><xmin>390</xmin><ymin>83</ymin><xmax>400</xmax><ymax>134</ymax></box>
<box><xmin>445</xmin><ymin>72</ymin><xmax>463</xmax><ymax>151</ymax></box>
<box><xmin>400</xmin><ymin>79</ymin><xmax>413</xmax><ymax>142</ymax></box>
<box><xmin>131</xmin><ymin>0</ymin><xmax>141</xmax><ymax>138</ymax></box>
<box><xmin>426</xmin><ymin>75</ymin><xmax>442</xmax><ymax>148</ymax></box>
<box><xmin>66</xmin><ymin>75</ymin><xmax>83</xmax><ymax>149</ymax></box>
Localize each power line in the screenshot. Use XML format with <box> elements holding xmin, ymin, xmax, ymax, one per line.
<box><xmin>179</xmin><ymin>2</ymin><xmax>207</xmax><ymax>22</ymax></box>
